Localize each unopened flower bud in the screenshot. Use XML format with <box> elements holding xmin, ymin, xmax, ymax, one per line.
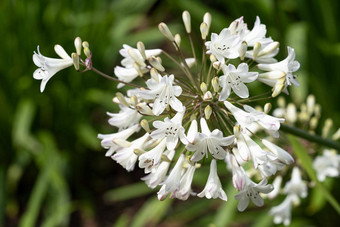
<box><xmin>182</xmin><ymin>11</ymin><xmax>191</xmax><ymax>33</ymax></box>
<box><xmin>238</xmin><ymin>41</ymin><xmax>247</xmax><ymax>61</ymax></box>
<box><xmin>258</xmin><ymin>41</ymin><xmax>279</xmax><ymax>56</ymax></box>
<box><xmin>136</xmin><ymin>103</ymin><xmax>153</xmax><ymax>115</ymax></box>
<box><xmin>150</xmin><ymin>68</ymin><xmax>160</xmax><ymax>82</ymax></box>
<box><xmin>271</xmin><ymin>77</ymin><xmax>286</xmax><ymax>97</ymax></box>
<box><xmin>158</xmin><ymin>22</ymin><xmax>174</xmax><ymax>41</ymax></box>
<box><xmin>156</xmin><ymin>56</ymin><xmax>162</xmax><ymax>64</ymax></box>
<box><xmin>137</xmin><ymin>41</ymin><xmax>147</xmax><ymax>60</ymax></box>
<box><xmin>130</xmin><ymin>95</ymin><xmax>138</xmax><ymax>107</ymax></box>
<box><xmin>309</xmin><ymin>116</ymin><xmax>318</xmax><ymax>131</ymax></box>
<box><xmin>213</xmin><ymin>61</ymin><xmax>221</xmax><ymax>70</ymax></box>
<box><xmin>133</xmin><ymin>62</ymin><xmax>143</xmax><ymax>77</ymax></box>
<box><xmin>140</xmin><ymin>119</ymin><xmax>150</xmax><ymax>133</ymax></box>
<box><xmin>203</xmin><ymin>91</ymin><xmax>213</xmax><ymax>101</ymax></box>
<box><xmin>74</xmin><ymin>37</ymin><xmax>82</xmax><ymax>56</ymax></box>
<box><xmin>212</xmin><ymin>77</ymin><xmax>219</xmax><ymax>93</ymax></box>
<box><xmin>278</xmin><ymin>96</ymin><xmax>286</xmax><ymax>108</ymax></box>
<box><xmin>200</xmin><ymin>82</ymin><xmax>207</xmax><ymax>93</ymax></box>
<box><xmin>209</xmin><ymin>54</ymin><xmax>217</xmax><ymax>63</ymax></box>
<box><xmin>128</xmin><ymin>48</ymin><xmax>146</xmax><ymax>68</ymax></box>
<box><xmin>174</xmin><ymin>34</ymin><xmax>181</xmax><ymax>48</ymax></box>
<box><xmin>204</xmin><ymin>105</ymin><xmax>212</xmax><ymax>120</ymax></box>
<box><xmin>233</xmin><ymin>125</ymin><xmax>241</xmax><ymax>135</ymax></box>
<box><xmin>306</xmin><ymin>94</ymin><xmax>315</xmax><ymax>116</ymax></box>
<box><xmin>149</xmin><ymin>56</ymin><xmax>165</xmax><ymax>71</ymax></box>
<box><xmin>253</xmin><ymin>42</ymin><xmax>261</xmax><ymax>59</ymax></box>
<box><xmin>332</xmin><ymin>128</ymin><xmax>340</xmax><ymax>140</ymax></box>
<box><xmin>259</xmin><ymin>71</ymin><xmax>286</xmax><ymax>80</ymax></box>
<box><xmin>113</xmin><ymin>138</ymin><xmax>131</xmax><ymax>148</ymax></box>
<box><xmin>264</xmin><ymin>103</ymin><xmax>272</xmax><ymax>114</ymax></box>
<box><xmin>314</xmin><ymin>104</ymin><xmax>321</xmax><ymax>118</ymax></box>
<box><xmin>116</xmin><ymin>92</ymin><xmax>129</xmax><ymax>107</ymax></box>
<box><xmin>286</xmin><ymin>103</ymin><xmax>297</xmax><ymax>123</ymax></box>
<box><xmin>200</xmin><ymin>22</ymin><xmax>208</xmax><ymax>40</ymax></box>
<box><xmin>203</xmin><ymin>12</ymin><xmax>212</xmax><ymax>32</ymax></box>
<box><xmin>322</xmin><ymin>118</ymin><xmax>333</xmax><ymax>138</ymax></box>
<box><xmin>134</xmin><ymin>148</ymin><xmax>145</xmax><ymax>156</ymax></box>
<box><xmin>71</xmin><ymin>53</ymin><xmax>79</xmax><ymax>70</ymax></box>
<box><xmin>82</xmin><ymin>41</ymin><xmax>89</xmax><ymax>49</ymax></box>
<box><xmin>84</xmin><ymin>47</ymin><xmax>91</xmax><ymax>58</ymax></box>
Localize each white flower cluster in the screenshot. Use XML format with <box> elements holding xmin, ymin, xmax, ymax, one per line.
<box><xmin>32</xmin><ymin>11</ymin><xmax>301</xmax><ymax>212</ymax></box>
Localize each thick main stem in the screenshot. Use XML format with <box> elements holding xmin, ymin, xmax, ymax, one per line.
<box><xmin>280</xmin><ymin>124</ymin><xmax>340</xmax><ymax>151</ymax></box>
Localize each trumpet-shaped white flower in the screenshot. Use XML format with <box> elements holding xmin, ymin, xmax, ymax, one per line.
<box><xmin>269</xmin><ymin>195</ymin><xmax>294</xmax><ymax>226</ymax></box>
<box><xmin>205</xmin><ymin>28</ymin><xmax>241</xmax><ymax>62</ymax></box>
<box><xmin>158</xmin><ymin>154</ymin><xmax>185</xmax><ymax>200</ymax></box>
<box><xmin>33</xmin><ymin>45</ymin><xmax>73</xmax><ymax>92</ymax></box>
<box><xmin>175</xmin><ymin>164</ymin><xmax>197</xmax><ymax>200</ymax></box>
<box><xmin>198</xmin><ymin>159</ymin><xmax>227</xmax><ymax>201</ymax></box>
<box><xmin>186</xmin><ymin>118</ymin><xmax>234</xmax><ymax>162</ymax></box>
<box><xmin>139</xmin><ymin>74</ymin><xmax>183</xmax><ymax>116</ymax></box>
<box><xmin>262</xmin><ymin>139</ymin><xmax>294</xmax><ymax>165</ymax></box>
<box><xmin>112</xmin><ymin>133</ymin><xmax>150</xmax><ymax>172</ymax></box>
<box><xmin>234</xmin><ymin>176</ymin><xmax>274</xmax><ymax>211</ymax></box>
<box><xmin>313</xmin><ymin>149</ymin><xmax>340</xmax><ymax>182</ymax></box>
<box><xmin>98</xmin><ymin>124</ymin><xmax>140</xmax><ymax>156</ymax></box>
<box><xmin>218</xmin><ymin>63</ymin><xmax>258</xmax><ymax>100</ymax></box>
<box><xmin>138</xmin><ymin>138</ymin><xmax>167</xmax><ymax>173</ymax></box>
<box><xmin>107</xmin><ymin>105</ymin><xmax>142</xmax><ymax>130</ymax></box>
<box><xmin>283</xmin><ymin>167</ymin><xmax>307</xmax><ymax>202</ymax></box>
<box><xmin>257</xmin><ymin>47</ymin><xmax>300</xmax><ymax>91</ymax></box>
<box><xmin>224</xmin><ymin>101</ymin><xmax>284</xmax><ymax>138</ymax></box>
<box><xmin>142</xmin><ymin>150</ymin><xmax>175</xmax><ymax>189</ymax></box>
<box><xmin>151</xmin><ymin>109</ymin><xmax>186</xmax><ymax>150</ymax></box>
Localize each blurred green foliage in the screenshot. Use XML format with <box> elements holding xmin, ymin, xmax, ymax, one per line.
<box><xmin>0</xmin><ymin>0</ymin><xmax>339</xmax><ymax>226</ymax></box>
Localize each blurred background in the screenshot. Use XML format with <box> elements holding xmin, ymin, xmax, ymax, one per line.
<box><xmin>1</xmin><ymin>0</ymin><xmax>339</xmax><ymax>226</ymax></box>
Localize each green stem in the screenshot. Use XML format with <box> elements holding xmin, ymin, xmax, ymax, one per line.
<box><xmin>280</xmin><ymin>124</ymin><xmax>340</xmax><ymax>151</ymax></box>
<box><xmin>91</xmin><ymin>67</ymin><xmax>141</xmax><ymax>88</ymax></box>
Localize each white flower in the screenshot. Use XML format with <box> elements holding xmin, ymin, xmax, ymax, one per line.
<box><xmin>234</xmin><ymin>177</ymin><xmax>274</xmax><ymax>211</ymax></box>
<box><xmin>138</xmin><ymin>138</ymin><xmax>167</xmax><ymax>173</ymax></box>
<box><xmin>139</xmin><ymin>74</ymin><xmax>183</xmax><ymax>116</ymax></box>
<box><xmin>157</xmin><ymin>154</ymin><xmax>185</xmax><ymax>200</ymax></box>
<box><xmin>150</xmin><ymin>109</ymin><xmax>186</xmax><ymax>150</ymax></box>
<box><xmin>267</xmin><ymin>175</ymin><xmax>282</xmax><ymax>199</ymax></box>
<box><xmin>224</xmin><ymin>101</ymin><xmax>284</xmax><ymax>138</ymax></box>
<box><xmin>283</xmin><ymin>167</ymin><xmax>307</xmax><ymax>202</ymax></box>
<box><xmin>97</xmin><ymin>124</ymin><xmax>139</xmax><ymax>156</ymax></box>
<box><xmin>175</xmin><ymin>164</ymin><xmax>196</xmax><ymax>200</ymax></box>
<box><xmin>107</xmin><ymin>105</ymin><xmax>142</xmax><ymax>130</ymax></box>
<box><xmin>313</xmin><ymin>149</ymin><xmax>340</xmax><ymax>182</ymax></box>
<box><xmin>269</xmin><ymin>195</ymin><xmax>294</xmax><ymax>226</ymax></box>
<box><xmin>245</xmin><ymin>42</ymin><xmax>279</xmax><ymax>63</ymax></box>
<box><xmin>112</xmin><ymin>133</ymin><xmax>150</xmax><ymax>172</ymax></box>
<box><xmin>142</xmin><ymin>150</ymin><xmax>175</xmax><ymax>189</ymax></box>
<box><xmin>258</xmin><ymin>157</ymin><xmax>285</xmax><ymax>178</ymax></box>
<box><xmin>218</xmin><ymin>63</ymin><xmax>258</xmax><ymax>100</ymax></box>
<box><xmin>33</xmin><ymin>45</ymin><xmax>73</xmax><ymax>92</ymax></box>
<box><xmin>197</xmin><ymin>159</ymin><xmax>227</xmax><ymax>201</ymax></box>
<box><xmin>257</xmin><ymin>46</ymin><xmax>300</xmax><ymax>91</ymax></box>
<box><xmin>262</xmin><ymin>139</ymin><xmax>294</xmax><ymax>165</ymax></box>
<box><xmin>186</xmin><ymin>118</ymin><xmax>234</xmax><ymax>162</ymax></box>
<box><xmin>205</xmin><ymin>28</ymin><xmax>241</xmax><ymax>62</ymax></box>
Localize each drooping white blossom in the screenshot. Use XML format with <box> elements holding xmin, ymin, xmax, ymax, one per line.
<box><xmin>283</xmin><ymin>167</ymin><xmax>307</xmax><ymax>204</ymax></box>
<box><xmin>269</xmin><ymin>195</ymin><xmax>294</xmax><ymax>226</ymax></box>
<box><xmin>313</xmin><ymin>149</ymin><xmax>340</xmax><ymax>182</ymax></box>
<box><xmin>175</xmin><ymin>164</ymin><xmax>197</xmax><ymax>200</ymax></box>
<box><xmin>107</xmin><ymin>105</ymin><xmax>142</xmax><ymax>130</ymax></box>
<box><xmin>138</xmin><ymin>138</ymin><xmax>167</xmax><ymax>173</ymax></box>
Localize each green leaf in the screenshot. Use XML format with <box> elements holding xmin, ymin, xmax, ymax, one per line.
<box><xmin>288</xmin><ymin>135</ymin><xmax>340</xmax><ymax>214</ymax></box>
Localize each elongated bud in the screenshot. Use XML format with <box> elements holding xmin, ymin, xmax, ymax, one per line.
<box><xmin>203</xmin><ymin>12</ymin><xmax>212</xmax><ymax>31</ymax></box>
<box><xmin>253</xmin><ymin>42</ymin><xmax>261</xmax><ymax>59</ymax></box>
<box><xmin>158</xmin><ymin>22</ymin><xmax>174</xmax><ymax>41</ymax></box>
<box><xmin>174</xmin><ymin>34</ymin><xmax>181</xmax><ymax>48</ymax></box>
<box><xmin>259</xmin><ymin>41</ymin><xmax>279</xmax><ymax>56</ymax></box>
<box><xmin>71</xmin><ymin>53</ymin><xmax>80</xmax><ymax>70</ymax></box>
<box><xmin>309</xmin><ymin>116</ymin><xmax>318</xmax><ymax>131</ymax></box>
<box><xmin>200</xmin><ymin>22</ymin><xmax>208</xmax><ymax>40</ymax></box>
<box><xmin>277</xmin><ymin>96</ymin><xmax>285</xmax><ymax>108</ymax></box>
<box><xmin>233</xmin><ymin>124</ymin><xmax>241</xmax><ymax>136</ymax></box>
<box><xmin>271</xmin><ymin>77</ymin><xmax>285</xmax><ymax>97</ymax></box>
<box><xmin>332</xmin><ymin>128</ymin><xmax>340</xmax><ymax>140</ymax></box>
<box><xmin>84</xmin><ymin>47</ymin><xmax>91</xmax><ymax>58</ymax></box>
<box><xmin>156</xmin><ymin>56</ymin><xmax>162</xmax><ymax>64</ymax></box>
<box><xmin>182</xmin><ymin>11</ymin><xmax>191</xmax><ymax>33</ymax></box>
<box><xmin>264</xmin><ymin>103</ymin><xmax>272</xmax><ymax>114</ymax></box>
<box><xmin>113</xmin><ymin>139</ymin><xmax>131</xmax><ymax>148</ymax></box>
<box><xmin>140</xmin><ymin>119</ymin><xmax>150</xmax><ymax>133</ymax></box>
<box><xmin>322</xmin><ymin>118</ymin><xmax>333</xmax><ymax>138</ymax></box>
<box><xmin>286</xmin><ymin>103</ymin><xmax>297</xmax><ymax>123</ymax></box>
<box><xmin>306</xmin><ymin>94</ymin><xmax>315</xmax><ymax>116</ymax></box>
<box><xmin>116</xmin><ymin>92</ymin><xmax>129</xmax><ymax>107</ymax></box>
<box><xmin>200</xmin><ymin>82</ymin><xmax>207</xmax><ymax>93</ymax></box>
<box><xmin>82</xmin><ymin>41</ymin><xmax>89</xmax><ymax>49</ymax></box>
<box><xmin>149</xmin><ymin>56</ymin><xmax>165</xmax><ymax>71</ymax></box>
<box><xmin>74</xmin><ymin>37</ymin><xmax>82</xmax><ymax>55</ymax></box>
<box><xmin>212</xmin><ymin>77</ymin><xmax>219</xmax><ymax>93</ymax></box>
<box><xmin>203</xmin><ymin>91</ymin><xmax>212</xmax><ymax>101</ymax></box>
<box><xmin>209</xmin><ymin>54</ymin><xmax>217</xmax><ymax>63</ymax></box>
<box><xmin>204</xmin><ymin>105</ymin><xmax>212</xmax><ymax>120</ymax></box>
<box><xmin>137</xmin><ymin>41</ymin><xmax>147</xmax><ymax>60</ymax></box>
<box><xmin>130</xmin><ymin>95</ymin><xmax>138</xmax><ymax>107</ymax></box>
<box><xmin>150</xmin><ymin>68</ymin><xmax>159</xmax><ymax>82</ymax></box>
<box><xmin>238</xmin><ymin>41</ymin><xmax>247</xmax><ymax>61</ymax></box>
<box><xmin>128</xmin><ymin>48</ymin><xmax>146</xmax><ymax>67</ymax></box>
<box><xmin>134</xmin><ymin>148</ymin><xmax>145</xmax><ymax>156</ymax></box>
<box><xmin>133</xmin><ymin>62</ymin><xmax>143</xmax><ymax>77</ymax></box>
<box><xmin>136</xmin><ymin>103</ymin><xmax>153</xmax><ymax>115</ymax></box>
<box><xmin>259</xmin><ymin>71</ymin><xmax>286</xmax><ymax>80</ymax></box>
<box><xmin>213</xmin><ymin>61</ymin><xmax>221</xmax><ymax>70</ymax></box>
<box><xmin>314</xmin><ymin>104</ymin><xmax>321</xmax><ymax>118</ymax></box>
